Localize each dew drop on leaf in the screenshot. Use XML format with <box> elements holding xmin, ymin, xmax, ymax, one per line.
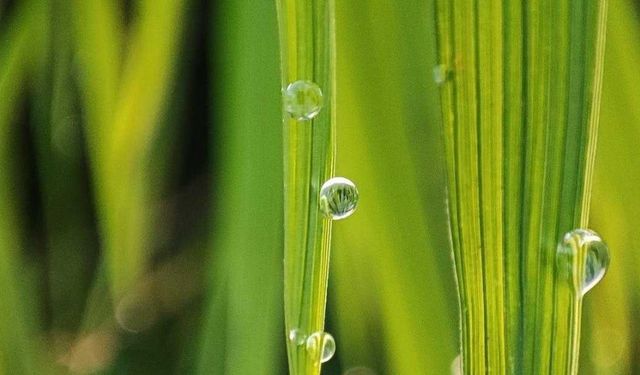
<box><xmin>283</xmin><ymin>80</ymin><xmax>323</xmax><ymax>121</ymax></box>
<box><xmin>557</xmin><ymin>228</ymin><xmax>610</xmax><ymax>296</ymax></box>
<box><xmin>319</xmin><ymin>177</ymin><xmax>359</xmax><ymax>220</ymax></box>
<box><xmin>288</xmin><ymin>328</ymin><xmax>306</xmax><ymax>346</ymax></box>
<box><xmin>306</xmin><ymin>331</ymin><xmax>336</xmax><ymax>364</ymax></box>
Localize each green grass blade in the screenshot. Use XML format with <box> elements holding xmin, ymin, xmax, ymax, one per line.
<box><xmin>103</xmin><ymin>0</ymin><xmax>187</xmax><ymax>296</ymax></box>
<box><xmin>434</xmin><ymin>1</ymin><xmax>609</xmax><ymax>373</ymax></box>
<box><xmin>70</xmin><ymin>0</ymin><xmax>123</xmax><ymax>153</ymax></box>
<box><xmin>196</xmin><ymin>0</ymin><xmax>284</xmax><ymax>373</ymax></box>
<box><xmin>275</xmin><ymin>0</ymin><xmax>337</xmax><ymax>374</ymax></box>
<box><xmin>549</xmin><ymin>4</ymin><xmax>608</xmax><ymax>374</ymax></box>
<box><xmin>73</xmin><ymin>0</ymin><xmax>187</xmax><ymax>298</ymax></box>
<box><xmin>30</xmin><ymin>0</ymin><xmax>99</xmax><ymax>333</ymax></box>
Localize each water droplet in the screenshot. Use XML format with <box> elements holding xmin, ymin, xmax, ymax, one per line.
<box><xmin>433</xmin><ymin>64</ymin><xmax>450</xmax><ymax>85</ymax></box>
<box><xmin>306</xmin><ymin>331</ymin><xmax>336</xmax><ymax>364</ymax></box>
<box><xmin>319</xmin><ymin>177</ymin><xmax>359</xmax><ymax>220</ymax></box>
<box><xmin>283</xmin><ymin>80</ymin><xmax>324</xmax><ymax>121</ymax></box>
<box><xmin>557</xmin><ymin>229</ymin><xmax>610</xmax><ymax>296</ymax></box>
<box><xmin>288</xmin><ymin>328</ymin><xmax>306</xmax><ymax>346</ymax></box>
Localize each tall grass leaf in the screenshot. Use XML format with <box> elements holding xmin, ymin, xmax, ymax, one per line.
<box><xmin>196</xmin><ymin>0</ymin><xmax>284</xmax><ymax>373</ymax></box>
<box><xmin>434</xmin><ymin>0</ymin><xmax>608</xmax><ymax>373</ymax></box>
<box><xmin>275</xmin><ymin>0</ymin><xmax>337</xmax><ymax>373</ymax></box>
<box><xmin>103</xmin><ymin>0</ymin><xmax>187</xmax><ymax>296</ymax></box>
<box><xmin>30</xmin><ymin>0</ymin><xmax>100</xmax><ymax>334</ymax></box>
<box><xmin>73</xmin><ymin>0</ymin><xmax>187</xmax><ymax>298</ymax></box>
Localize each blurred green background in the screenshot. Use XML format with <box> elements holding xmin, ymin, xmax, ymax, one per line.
<box><xmin>0</xmin><ymin>0</ymin><xmax>637</xmax><ymax>374</ymax></box>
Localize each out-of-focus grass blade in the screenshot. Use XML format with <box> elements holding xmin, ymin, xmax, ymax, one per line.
<box><xmin>71</xmin><ymin>0</ymin><xmax>122</xmax><ymax>152</ymax></box>
<box><xmin>0</xmin><ymin>1</ymin><xmax>44</xmax><ymax>373</ymax></box>
<box><xmin>586</xmin><ymin>0</ymin><xmax>640</xmax><ymax>373</ymax></box>
<box><xmin>332</xmin><ymin>1</ymin><xmax>457</xmax><ymax>373</ymax></box>
<box><xmin>196</xmin><ymin>0</ymin><xmax>284</xmax><ymax>374</ymax></box>
<box><xmin>70</xmin><ymin>1</ymin><xmax>123</xmax><ymax>324</ymax></box>
<box><xmin>30</xmin><ymin>0</ymin><xmax>99</xmax><ymax>334</ymax></box>
<box><xmin>73</xmin><ymin>0</ymin><xmax>187</xmax><ymax>299</ymax></box>
<box><xmin>102</xmin><ymin>0</ymin><xmax>187</xmax><ymax>296</ymax></box>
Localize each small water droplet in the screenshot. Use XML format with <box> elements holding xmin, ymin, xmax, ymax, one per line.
<box><xmin>283</xmin><ymin>80</ymin><xmax>324</xmax><ymax>121</ymax></box>
<box><xmin>319</xmin><ymin>177</ymin><xmax>359</xmax><ymax>220</ymax></box>
<box><xmin>306</xmin><ymin>331</ymin><xmax>336</xmax><ymax>364</ymax></box>
<box><xmin>288</xmin><ymin>328</ymin><xmax>306</xmax><ymax>346</ymax></box>
<box><xmin>557</xmin><ymin>229</ymin><xmax>610</xmax><ymax>296</ymax></box>
<box><xmin>433</xmin><ymin>64</ymin><xmax>450</xmax><ymax>85</ymax></box>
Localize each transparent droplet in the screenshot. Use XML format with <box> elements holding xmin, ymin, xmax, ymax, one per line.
<box><xmin>283</xmin><ymin>80</ymin><xmax>323</xmax><ymax>121</ymax></box>
<box><xmin>433</xmin><ymin>64</ymin><xmax>450</xmax><ymax>86</ymax></box>
<box><xmin>288</xmin><ymin>328</ymin><xmax>306</xmax><ymax>346</ymax></box>
<box><xmin>557</xmin><ymin>228</ymin><xmax>610</xmax><ymax>296</ymax></box>
<box><xmin>306</xmin><ymin>331</ymin><xmax>336</xmax><ymax>364</ymax></box>
<box><xmin>319</xmin><ymin>177</ymin><xmax>359</xmax><ymax>220</ymax></box>
<box><xmin>450</xmin><ymin>354</ymin><xmax>462</xmax><ymax>375</ymax></box>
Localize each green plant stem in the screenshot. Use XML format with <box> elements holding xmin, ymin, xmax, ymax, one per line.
<box><xmin>275</xmin><ymin>0</ymin><xmax>336</xmax><ymax>374</ymax></box>
<box><xmin>434</xmin><ymin>1</ymin><xmax>608</xmax><ymax>373</ymax></box>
